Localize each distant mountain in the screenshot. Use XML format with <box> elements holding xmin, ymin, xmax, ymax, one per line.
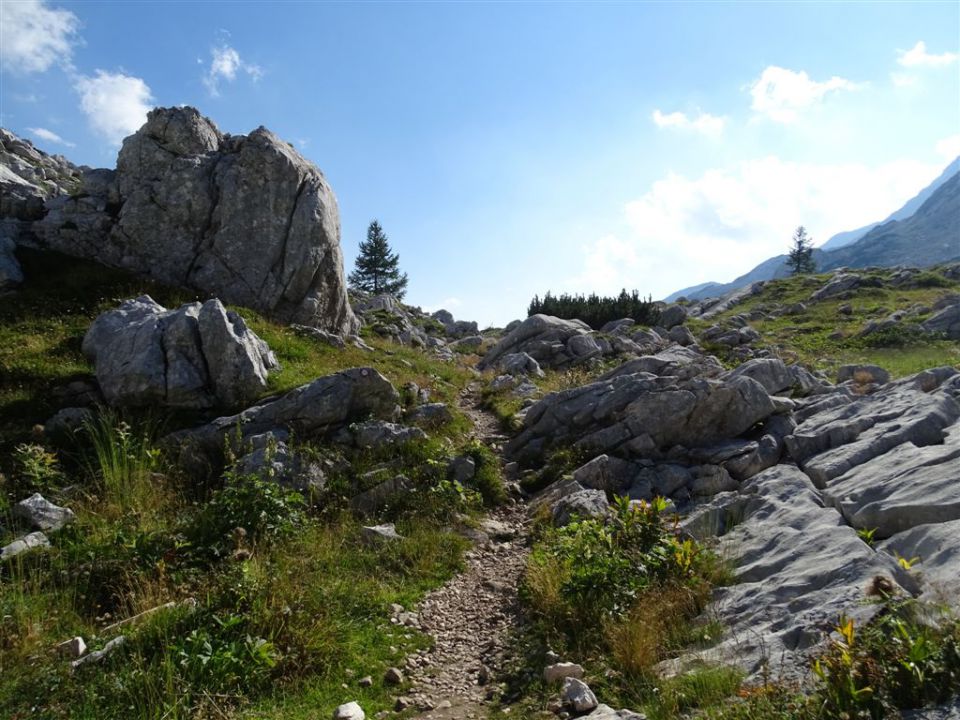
<box><xmin>820</xmin><ymin>172</ymin><xmax>960</xmax><ymax>271</ymax></box>
<box><xmin>820</xmin><ymin>156</ymin><xmax>960</xmax><ymax>251</ymax></box>
<box><xmin>666</xmin><ymin>156</ymin><xmax>960</xmax><ymax>302</ymax></box>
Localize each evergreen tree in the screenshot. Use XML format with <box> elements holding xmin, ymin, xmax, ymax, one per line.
<box><xmin>786</xmin><ymin>225</ymin><xmax>817</xmax><ymax>275</ymax></box>
<box><xmin>348</xmin><ymin>220</ymin><xmax>409</xmax><ymax>298</ymax></box>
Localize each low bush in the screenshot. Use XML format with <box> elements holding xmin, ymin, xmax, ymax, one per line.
<box><xmin>527</xmin><ymin>289</ymin><xmax>660</xmax><ymax>330</ymax></box>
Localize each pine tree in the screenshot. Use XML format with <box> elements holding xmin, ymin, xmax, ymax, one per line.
<box><xmin>786</xmin><ymin>225</ymin><xmax>817</xmax><ymax>275</ymax></box>
<box><xmin>348</xmin><ymin>220</ymin><xmax>409</xmax><ymax>298</ymax></box>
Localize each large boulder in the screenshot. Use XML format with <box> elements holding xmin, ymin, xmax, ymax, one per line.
<box><xmin>0</xmin><ymin>235</ymin><xmax>22</xmax><ymax>288</ymax></box>
<box><xmin>32</xmin><ymin>107</ymin><xmax>358</xmax><ymax>333</ymax></box>
<box><xmin>479</xmin><ymin>314</ymin><xmax>595</xmax><ymax>371</ymax></box>
<box><xmin>923</xmin><ymin>303</ymin><xmax>960</xmax><ymax>340</ymax></box>
<box><xmin>507</xmin><ymin>369</ymin><xmax>776</xmax><ymax>465</ymax></box>
<box><xmin>83</xmin><ymin>296</ymin><xmax>277</xmax><ymax>409</ymax></box>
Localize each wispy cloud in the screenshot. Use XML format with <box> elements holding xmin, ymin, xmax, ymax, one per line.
<box><xmin>897</xmin><ymin>41</ymin><xmax>958</xmax><ymax>68</ymax></box>
<box><xmin>203</xmin><ymin>42</ymin><xmax>262</xmax><ymax>96</ymax></box>
<box><xmin>750</xmin><ymin>66</ymin><xmax>857</xmax><ymax>123</ymax></box>
<box><xmin>651</xmin><ymin>109</ymin><xmax>726</xmax><ymax>137</ymax></box>
<box><xmin>27</xmin><ymin>126</ymin><xmax>75</xmax><ymax>147</ymax></box>
<box><xmin>75</xmin><ymin>70</ymin><xmax>154</xmax><ymax>145</ymax></box>
<box><xmin>0</xmin><ymin>0</ymin><xmax>80</xmax><ymax>74</ymax></box>
<box><xmin>574</xmin><ymin>157</ymin><xmax>942</xmax><ymax>297</ymax></box>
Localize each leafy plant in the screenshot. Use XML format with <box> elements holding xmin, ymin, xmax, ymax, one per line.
<box><xmin>11</xmin><ymin>442</ymin><xmax>64</xmax><ymax>495</ymax></box>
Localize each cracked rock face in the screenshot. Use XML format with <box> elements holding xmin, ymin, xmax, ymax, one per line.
<box><xmin>33</xmin><ymin>107</ymin><xmax>358</xmax><ymax>334</ymax></box>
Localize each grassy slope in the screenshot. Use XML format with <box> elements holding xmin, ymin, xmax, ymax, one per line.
<box><xmin>0</xmin><ymin>249</ymin><xmax>486</xmax><ymax>719</ymax></box>
<box><xmin>687</xmin><ymin>267</ymin><xmax>960</xmax><ymax>378</ymax></box>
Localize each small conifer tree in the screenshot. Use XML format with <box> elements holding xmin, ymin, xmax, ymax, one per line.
<box><xmin>348</xmin><ymin>220</ymin><xmax>409</xmax><ymax>298</ymax></box>
<box><xmin>786</xmin><ymin>226</ymin><xmax>817</xmax><ymax>275</ymax></box>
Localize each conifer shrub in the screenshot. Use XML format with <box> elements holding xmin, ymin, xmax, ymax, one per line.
<box><xmin>527</xmin><ymin>289</ymin><xmax>660</xmax><ymax>330</ymax></box>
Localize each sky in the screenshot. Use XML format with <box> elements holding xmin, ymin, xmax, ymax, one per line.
<box><xmin>1</xmin><ymin>1</ymin><xmax>958</xmax><ymax>327</ymax></box>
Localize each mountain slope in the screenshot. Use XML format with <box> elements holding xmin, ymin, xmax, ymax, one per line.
<box><xmin>820</xmin><ymin>156</ymin><xmax>960</xmax><ymax>251</ymax></box>
<box><xmin>820</xmin><ymin>172</ymin><xmax>960</xmax><ymax>270</ymax></box>
<box><xmin>666</xmin><ymin>156</ymin><xmax>960</xmax><ymax>301</ymax></box>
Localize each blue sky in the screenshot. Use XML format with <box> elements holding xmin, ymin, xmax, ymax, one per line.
<box><xmin>2</xmin><ymin>1</ymin><xmax>958</xmax><ymax>326</ymax></box>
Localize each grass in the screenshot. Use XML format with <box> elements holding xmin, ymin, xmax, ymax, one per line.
<box><xmin>686</xmin><ymin>265</ymin><xmax>960</xmax><ymax>379</ymax></box>
<box><xmin>0</xmin><ymin>248</ymin><xmax>494</xmax><ymax>719</ymax></box>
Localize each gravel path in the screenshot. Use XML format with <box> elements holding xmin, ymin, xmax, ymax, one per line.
<box><xmin>402</xmin><ymin>383</ymin><xmax>530</xmax><ymax>719</ymax></box>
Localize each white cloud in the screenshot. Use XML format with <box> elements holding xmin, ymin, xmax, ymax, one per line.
<box><xmin>652</xmin><ymin>109</ymin><xmax>726</xmax><ymax>137</ymax></box>
<box><xmin>750</xmin><ymin>66</ymin><xmax>857</xmax><ymax>123</ymax></box>
<box><xmin>936</xmin><ymin>134</ymin><xmax>960</xmax><ymax>160</ymax></box>
<box><xmin>897</xmin><ymin>41</ymin><xmax>958</xmax><ymax>68</ymax></box>
<box><xmin>203</xmin><ymin>43</ymin><xmax>262</xmax><ymax>96</ymax></box>
<box><xmin>575</xmin><ymin>157</ymin><xmax>943</xmax><ymax>298</ymax></box>
<box><xmin>890</xmin><ymin>72</ymin><xmax>918</xmax><ymax>88</ymax></box>
<box><xmin>75</xmin><ymin>70</ymin><xmax>153</xmax><ymax>145</ymax></box>
<box><xmin>27</xmin><ymin>126</ymin><xmax>75</xmax><ymax>147</ymax></box>
<box><xmin>0</xmin><ymin>0</ymin><xmax>79</xmax><ymax>74</ymax></box>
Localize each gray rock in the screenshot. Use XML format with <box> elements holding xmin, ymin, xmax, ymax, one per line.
<box><xmin>562</xmin><ymin>677</ymin><xmax>598</xmax><ymax>713</ymax></box>
<box><xmin>684</xmin><ymin>465</ymin><xmax>907</xmax><ymax>682</ymax></box>
<box><xmin>83</xmin><ymin>296</ymin><xmax>277</xmax><ymax>409</ymax></box>
<box><xmin>879</xmin><ymin>520</ymin><xmax>960</xmax><ymax>602</ymax></box>
<box><xmin>1</xmin><ymin>531</ymin><xmax>50</xmax><ymax>561</ymax></box>
<box><xmin>361</xmin><ymin>524</ymin><xmax>404</xmax><ymax>544</ymax></box>
<box><xmin>508</xmin><ymin>371</ymin><xmax>775</xmax><ymax>464</ymax></box>
<box><xmin>498</xmin><ymin>352</ymin><xmax>545</xmax><ymax>378</ymax></box>
<box><xmin>583</xmin><ymin>705</ymin><xmax>647</xmax><ymax>720</ymax></box>
<box><xmin>70</xmin><ymin>636</ymin><xmax>126</xmax><ymax>670</ymax></box>
<box><xmin>600</xmin><ymin>347</ymin><xmax>724</xmax><ymax>382</ymax></box>
<box><xmin>543</xmin><ymin>662</ymin><xmax>584</xmax><ymax>683</ymax></box>
<box><xmin>690</xmin><ymin>465</ymin><xmax>738</xmax><ymax>497</ymax></box>
<box><xmin>901</xmin><ymin>698</ymin><xmax>960</xmax><ymax>720</ymax></box>
<box><xmin>667</xmin><ymin>325</ymin><xmax>696</xmax><ymax>346</ymax></box>
<box><xmin>34</xmin><ymin>108</ymin><xmax>358</xmax><ymax>333</ymax></box>
<box><xmin>56</xmin><ymin>636</ymin><xmax>87</xmax><ymax>659</ymax></box>
<box><xmin>810</xmin><ymin>273</ymin><xmax>861</xmax><ymax>301</ymax></box>
<box><xmin>923</xmin><ymin>303</ymin><xmax>960</xmax><ymax>340</ymax></box>
<box><xmin>291</xmin><ymin>324</ymin><xmax>346</xmax><ymax>348</ymax></box>
<box><xmin>634</xmin><ymin>463</ymin><xmax>691</xmax><ymax>498</ymax></box>
<box><xmin>13</xmin><ymin>493</ymin><xmax>75</xmax><ymax>532</ymax></box>
<box><xmin>332</xmin><ymin>701</ymin><xmax>365</xmax><ymax>720</ymax></box>
<box><xmin>450</xmin><ymin>455</ymin><xmax>476</xmax><ymax>484</ymax></box>
<box><xmin>383</xmin><ymin>666</ymin><xmax>404</xmax><ymax>684</ymax></box>
<box><xmin>723</xmin><ymin>358</ymin><xmax>795</xmax><ymax>396</ymax></box>
<box><xmin>567</xmin><ymin>333</ymin><xmax>602</xmax><ymax>360</ymax></box>
<box><xmin>352</xmin><ymin>421</ymin><xmax>427</xmax><ymax>449</ymax></box>
<box><xmin>786</xmin><ymin>373</ymin><xmax>960</xmax><ymax>488</ymax></box>
<box><xmin>165</xmin><ymin>367</ymin><xmax>399</xmax><ymax>474</ymax></box>
<box><xmin>233</xmin><ymin>440</ymin><xmax>325</xmax><ymax>494</ymax></box>
<box><xmin>659</xmin><ymin>303</ymin><xmax>688</xmax><ymax>329</ymax></box>
<box><xmin>572</xmin><ymin>454</ymin><xmax>638</xmax><ymax>494</ymax></box>
<box><xmin>479</xmin><ymin>314</ymin><xmax>594</xmax><ymax>371</ymax></box>
<box><xmin>821</xmin><ymin>423</ymin><xmax>960</xmax><ymax>538</ymax></box>
<box><xmin>552</xmin><ymin>488</ymin><xmax>609</xmax><ymax>526</ymax></box>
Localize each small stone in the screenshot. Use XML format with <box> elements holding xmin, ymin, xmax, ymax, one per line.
<box><xmin>562</xmin><ymin>677</ymin><xmax>598</xmax><ymax>713</ymax></box>
<box><xmin>56</xmin><ymin>636</ymin><xmax>87</xmax><ymax>658</ymax></box>
<box><xmin>13</xmin><ymin>493</ymin><xmax>75</xmax><ymax>532</ymax></box>
<box><xmin>358</xmin><ymin>676</ymin><xmax>373</xmax><ymax>687</ymax></box>
<box><xmin>384</xmin><ymin>666</ymin><xmax>404</xmax><ymax>685</ymax></box>
<box><xmin>394</xmin><ymin>696</ymin><xmax>413</xmax><ymax>711</ymax></box>
<box><xmin>1</xmin><ymin>531</ymin><xmax>50</xmax><ymax>561</ymax></box>
<box><xmin>478</xmin><ymin>664</ymin><xmax>491</xmax><ymax>685</ymax></box>
<box><xmin>543</xmin><ymin>662</ymin><xmax>584</xmax><ymax>683</ymax></box>
<box><xmin>332</xmin><ymin>701</ymin><xmax>365</xmax><ymax>720</ymax></box>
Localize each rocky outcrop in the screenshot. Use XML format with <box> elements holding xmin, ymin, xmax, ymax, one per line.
<box><xmin>27</xmin><ymin>108</ymin><xmax>357</xmax><ymax>333</ymax></box>
<box><xmin>681</xmin><ymin>466</ymin><xmax>908</xmax><ymax>681</ymax></box>
<box><xmin>83</xmin><ymin>295</ymin><xmax>277</xmax><ymax>409</ymax></box>
<box><xmin>1</xmin><ymin>129</ymin><xmax>84</xmax><ymax>286</ymax></box>
<box><xmin>165</xmin><ymin>367</ymin><xmax>399</xmax><ymax>476</ymax></box>
<box><xmin>351</xmin><ymin>292</ymin><xmax>478</xmax><ymax>353</ymax></box>
<box><xmin>923</xmin><ymin>302</ymin><xmax>960</xmax><ymax>339</ymax></box>
<box><xmin>479</xmin><ymin>315</ymin><xmax>599</xmax><ymax>371</ymax></box>
<box><xmin>507</xmin><ymin>363</ymin><xmax>777</xmax><ymax>465</ymax></box>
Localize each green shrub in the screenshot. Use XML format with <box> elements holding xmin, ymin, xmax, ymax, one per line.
<box><xmin>527</xmin><ymin>289</ymin><xmax>660</xmax><ymax>330</ymax></box>
<box><xmin>459</xmin><ymin>440</ymin><xmax>507</xmax><ymax>506</ymax></box>
<box><xmin>11</xmin><ymin>443</ymin><xmax>64</xmax><ymax>496</ymax></box>
<box><xmin>83</xmin><ymin>409</ymin><xmax>162</xmax><ymax>515</ymax></box>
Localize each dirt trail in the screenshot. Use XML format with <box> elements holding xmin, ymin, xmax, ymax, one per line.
<box><xmin>403</xmin><ymin>383</ymin><xmax>530</xmax><ymax>719</ymax></box>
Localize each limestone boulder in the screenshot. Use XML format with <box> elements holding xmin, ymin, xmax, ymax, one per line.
<box><xmin>479</xmin><ymin>314</ymin><xmax>595</xmax><ymax>371</ymax></box>
<box><xmin>83</xmin><ymin>295</ymin><xmax>277</xmax><ymax>409</ymax></box>
<box><xmin>34</xmin><ymin>107</ymin><xmax>358</xmax><ymax>333</ymax></box>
